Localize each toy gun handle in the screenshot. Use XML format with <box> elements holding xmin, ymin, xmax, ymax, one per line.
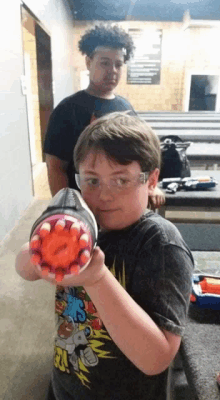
<box><xmin>165</xmin><ymin>182</ymin><xmax>179</xmax><ymax>194</ymax></box>
<box><xmin>161</xmin><ymin>178</ymin><xmax>182</xmax><ymax>189</ymax></box>
<box><xmin>29</xmin><ymin>188</ymin><xmax>98</xmax><ymax>282</ymax></box>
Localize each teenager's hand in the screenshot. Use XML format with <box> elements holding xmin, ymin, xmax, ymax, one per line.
<box><xmin>34</xmin><ymin>246</ymin><xmax>107</xmax><ymax>288</ymax></box>
<box><xmin>148</xmin><ymin>186</ymin><xmax>165</xmax><ymax>211</ymax></box>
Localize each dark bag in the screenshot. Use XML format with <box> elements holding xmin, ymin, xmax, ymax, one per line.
<box><xmin>159</xmin><ymin>135</ymin><xmax>191</xmax><ymax>180</ymax></box>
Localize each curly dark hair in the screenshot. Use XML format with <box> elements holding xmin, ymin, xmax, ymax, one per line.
<box><xmin>78</xmin><ymin>24</ymin><xmax>135</xmax><ymax>62</ymax></box>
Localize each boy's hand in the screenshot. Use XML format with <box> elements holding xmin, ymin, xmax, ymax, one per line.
<box><xmin>148</xmin><ymin>186</ymin><xmax>165</xmax><ymax>211</ymax></box>
<box><xmin>34</xmin><ymin>246</ymin><xmax>107</xmax><ymax>287</ymax></box>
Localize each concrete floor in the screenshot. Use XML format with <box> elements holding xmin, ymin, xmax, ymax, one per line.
<box><xmin>0</xmin><ymin>164</ymin><xmax>53</xmax><ymax>400</ymax></box>
<box><xmin>0</xmin><ymin>163</ymin><xmax>220</xmax><ymax>400</ymax></box>
<box><xmin>0</xmin><ymin>198</ymin><xmax>54</xmax><ymax>400</ymax></box>
<box><xmin>32</xmin><ymin>162</ymin><xmax>52</xmax><ymax>200</ymax></box>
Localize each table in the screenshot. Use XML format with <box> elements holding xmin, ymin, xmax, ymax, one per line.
<box><xmin>187</xmin><ymin>143</ymin><xmax>220</xmax><ymax>170</ymax></box>
<box><xmin>158</xmin><ymin>170</ymin><xmax>220</xmax><ymax>397</ymax></box>
<box><xmin>159</xmin><ymin>170</ymin><xmax>220</xmax><ymax>218</ymax></box>
<box><xmin>180</xmin><ymin>305</ymin><xmax>220</xmax><ymax>400</ymax></box>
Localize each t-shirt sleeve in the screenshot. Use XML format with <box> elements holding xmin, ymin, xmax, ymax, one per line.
<box><xmin>117</xmin><ymin>95</ymin><xmax>137</xmax><ymax>115</ymax></box>
<box><xmin>126</xmin><ymin>100</ymin><xmax>136</xmax><ymax>114</ymax></box>
<box><xmin>43</xmin><ymin>101</ymin><xmax>76</xmax><ymax>162</ymax></box>
<box><xmin>131</xmin><ymin>241</ymin><xmax>194</xmax><ymax>336</ymax></box>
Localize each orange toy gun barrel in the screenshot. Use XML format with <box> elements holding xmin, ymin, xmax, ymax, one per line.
<box><xmin>29</xmin><ymin>188</ymin><xmax>98</xmax><ymax>282</ymax></box>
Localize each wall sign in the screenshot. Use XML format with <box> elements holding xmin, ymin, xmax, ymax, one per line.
<box><xmin>127</xmin><ymin>29</ymin><xmax>162</xmax><ymax>85</ymax></box>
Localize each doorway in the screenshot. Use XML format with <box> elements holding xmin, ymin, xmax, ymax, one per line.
<box><xmin>35</xmin><ymin>23</ymin><xmax>54</xmax><ymax>160</ymax></box>
<box><xmin>21</xmin><ymin>5</ymin><xmax>53</xmax><ymax>198</ymax></box>
<box><xmin>189</xmin><ymin>75</ymin><xmax>219</xmax><ymax>111</ymax></box>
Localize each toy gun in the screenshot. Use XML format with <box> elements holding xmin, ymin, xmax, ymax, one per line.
<box><xmin>29</xmin><ymin>188</ymin><xmax>98</xmax><ymax>282</ymax></box>
<box><xmin>190</xmin><ymin>274</ymin><xmax>220</xmax><ymax>310</ymax></box>
<box><xmin>161</xmin><ymin>176</ymin><xmax>218</xmax><ymax>194</ymax></box>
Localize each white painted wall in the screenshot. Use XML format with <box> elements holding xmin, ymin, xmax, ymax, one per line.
<box><xmin>0</xmin><ymin>0</ymin><xmax>75</xmax><ymax>242</ymax></box>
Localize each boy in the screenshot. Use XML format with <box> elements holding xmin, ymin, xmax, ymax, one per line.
<box><xmin>16</xmin><ymin>112</ymin><xmax>193</xmax><ymax>399</ymax></box>
<box><xmin>44</xmin><ymin>23</ymin><xmax>164</xmax><ymax>209</ymax></box>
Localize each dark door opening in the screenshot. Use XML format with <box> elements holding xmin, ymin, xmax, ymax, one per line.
<box><xmin>21</xmin><ymin>6</ymin><xmax>53</xmax><ymax>165</ymax></box>
<box><xmin>35</xmin><ymin>24</ymin><xmax>54</xmax><ymax>161</ymax></box>
<box><xmin>189</xmin><ymin>75</ymin><xmax>219</xmax><ymax>111</ymax></box>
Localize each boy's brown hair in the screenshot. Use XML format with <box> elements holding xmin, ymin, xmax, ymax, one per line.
<box><xmin>74</xmin><ymin>112</ymin><xmax>161</xmax><ymax>173</ymax></box>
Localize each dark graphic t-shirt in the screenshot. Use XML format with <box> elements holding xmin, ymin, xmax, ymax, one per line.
<box><xmin>43</xmin><ymin>90</ymin><xmax>136</xmax><ymax>189</ymax></box>
<box><xmin>51</xmin><ymin>212</ymin><xmax>194</xmax><ymax>400</ymax></box>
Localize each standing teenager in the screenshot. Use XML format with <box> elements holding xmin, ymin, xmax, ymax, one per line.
<box><xmin>44</xmin><ymin>24</ymin><xmax>164</xmax><ymax>208</ymax></box>
<box><xmin>44</xmin><ymin>24</ymin><xmax>135</xmax><ymax>195</ymax></box>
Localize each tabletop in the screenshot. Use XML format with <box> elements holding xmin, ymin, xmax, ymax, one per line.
<box><xmin>159</xmin><ymin>171</ymin><xmax>220</xmax><ymax>398</ymax></box>
<box><xmin>159</xmin><ymin>170</ymin><xmax>220</xmax><ymax>209</ymax></box>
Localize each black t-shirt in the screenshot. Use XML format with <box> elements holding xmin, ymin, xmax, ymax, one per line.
<box><xmin>51</xmin><ymin>212</ymin><xmax>194</xmax><ymax>400</ymax></box>
<box><xmin>44</xmin><ymin>90</ymin><xmax>136</xmax><ymax>189</ymax></box>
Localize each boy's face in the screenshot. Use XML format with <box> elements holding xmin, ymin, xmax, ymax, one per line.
<box><xmin>78</xmin><ymin>151</ymin><xmax>159</xmax><ymax>231</ymax></box>
<box><xmin>86</xmin><ymin>47</ymin><xmax>124</xmax><ymax>94</ymax></box>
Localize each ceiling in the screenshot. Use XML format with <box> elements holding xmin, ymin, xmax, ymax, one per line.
<box><xmin>67</xmin><ymin>0</ymin><xmax>220</xmax><ymax>21</ymax></box>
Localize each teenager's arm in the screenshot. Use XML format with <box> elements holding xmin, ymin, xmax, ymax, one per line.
<box><xmin>85</xmin><ymin>262</ymin><xmax>181</xmax><ymax>376</ymax></box>
<box><xmin>15</xmin><ymin>242</ymin><xmax>41</xmax><ymax>281</ymax></box>
<box><xmin>148</xmin><ymin>186</ymin><xmax>165</xmax><ymax>210</ymax></box>
<box><xmin>46</xmin><ymin>154</ymin><xmax>69</xmax><ymax>196</ymax></box>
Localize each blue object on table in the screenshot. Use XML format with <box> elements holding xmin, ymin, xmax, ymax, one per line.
<box><xmin>162</xmin><ymin>176</ymin><xmax>218</xmax><ymax>193</ymax></box>
<box><xmin>191</xmin><ymin>274</ymin><xmax>220</xmax><ymax>310</ymax></box>
<box><xmin>184</xmin><ymin>177</ymin><xmax>218</xmax><ymax>190</ymax></box>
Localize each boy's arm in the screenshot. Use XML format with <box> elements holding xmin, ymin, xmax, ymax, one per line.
<box><xmin>15</xmin><ymin>242</ymin><xmax>41</xmax><ymax>281</ymax></box>
<box><xmin>85</xmin><ymin>262</ymin><xmax>181</xmax><ymax>376</ymax></box>
<box><xmin>45</xmin><ymin>247</ymin><xmax>181</xmax><ymax>375</ymax></box>
<box><xmin>18</xmin><ymin>245</ymin><xmax>181</xmax><ymax>375</ymax></box>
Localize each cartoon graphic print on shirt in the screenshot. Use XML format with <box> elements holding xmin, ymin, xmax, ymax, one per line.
<box><xmin>54</xmin><ymin>259</ymin><xmax>126</xmax><ymax>388</ymax></box>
